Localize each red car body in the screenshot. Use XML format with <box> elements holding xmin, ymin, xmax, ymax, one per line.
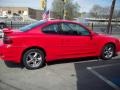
<box><xmin>0</xmin><ymin>20</ymin><xmax>120</xmax><ymax>64</ymax></box>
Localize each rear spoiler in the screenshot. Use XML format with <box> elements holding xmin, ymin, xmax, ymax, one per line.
<box><xmin>3</xmin><ymin>28</ymin><xmax>13</xmax><ymax>35</ymax></box>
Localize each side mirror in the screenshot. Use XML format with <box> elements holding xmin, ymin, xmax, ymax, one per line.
<box><xmin>90</xmin><ymin>32</ymin><xmax>97</xmax><ymax>39</ymax></box>
<box><xmin>89</xmin><ymin>32</ymin><xmax>94</xmax><ymax>39</ymax></box>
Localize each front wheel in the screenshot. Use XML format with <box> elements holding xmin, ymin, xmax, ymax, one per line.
<box><xmin>101</xmin><ymin>44</ymin><xmax>115</xmax><ymax>60</ymax></box>
<box><xmin>23</xmin><ymin>49</ymin><xmax>45</xmax><ymax>70</ymax></box>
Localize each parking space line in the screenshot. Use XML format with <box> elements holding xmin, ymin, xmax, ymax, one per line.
<box><xmin>74</xmin><ymin>59</ymin><xmax>98</xmax><ymax>64</ymax></box>
<box><xmin>87</xmin><ymin>67</ymin><xmax>120</xmax><ymax>90</ymax></box>
<box><xmin>0</xmin><ymin>80</ymin><xmax>21</xmax><ymax>90</ymax></box>
<box><xmin>88</xmin><ymin>63</ymin><xmax>120</xmax><ymax>69</ymax></box>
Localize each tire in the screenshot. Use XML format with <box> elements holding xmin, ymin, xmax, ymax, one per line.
<box><xmin>101</xmin><ymin>44</ymin><xmax>115</xmax><ymax>60</ymax></box>
<box><xmin>23</xmin><ymin>49</ymin><xmax>45</xmax><ymax>70</ymax></box>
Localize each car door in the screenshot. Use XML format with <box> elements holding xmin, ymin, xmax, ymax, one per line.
<box><xmin>59</xmin><ymin>22</ymin><xmax>97</xmax><ymax>58</ymax></box>
<box><xmin>41</xmin><ymin>23</ymin><xmax>63</xmax><ymax>60</ymax></box>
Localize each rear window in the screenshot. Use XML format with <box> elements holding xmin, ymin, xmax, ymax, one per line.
<box><xmin>20</xmin><ymin>20</ymin><xmax>47</xmax><ymax>32</ymax></box>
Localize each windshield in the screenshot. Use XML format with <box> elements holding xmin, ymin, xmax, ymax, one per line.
<box><xmin>20</xmin><ymin>20</ymin><xmax>47</xmax><ymax>32</ymax></box>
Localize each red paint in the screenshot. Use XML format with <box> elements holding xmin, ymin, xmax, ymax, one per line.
<box><xmin>0</xmin><ymin>20</ymin><xmax>120</xmax><ymax>63</ymax></box>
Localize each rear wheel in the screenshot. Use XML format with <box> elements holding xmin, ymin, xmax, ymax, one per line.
<box><xmin>101</xmin><ymin>44</ymin><xmax>115</xmax><ymax>60</ymax></box>
<box><xmin>23</xmin><ymin>49</ymin><xmax>45</xmax><ymax>70</ymax></box>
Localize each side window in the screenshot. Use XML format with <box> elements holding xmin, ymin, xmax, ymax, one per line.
<box><xmin>60</xmin><ymin>23</ymin><xmax>77</xmax><ymax>35</ymax></box>
<box><xmin>61</xmin><ymin>23</ymin><xmax>71</xmax><ymax>32</ymax></box>
<box><xmin>69</xmin><ymin>23</ymin><xmax>90</xmax><ymax>35</ymax></box>
<box><xmin>42</xmin><ymin>24</ymin><xmax>59</xmax><ymax>34</ymax></box>
<box><xmin>60</xmin><ymin>23</ymin><xmax>90</xmax><ymax>35</ymax></box>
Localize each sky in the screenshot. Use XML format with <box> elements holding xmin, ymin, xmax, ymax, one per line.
<box><xmin>0</xmin><ymin>0</ymin><xmax>120</xmax><ymax>12</ymax></box>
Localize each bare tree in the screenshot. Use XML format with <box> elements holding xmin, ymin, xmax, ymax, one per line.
<box><xmin>89</xmin><ymin>4</ymin><xmax>119</xmax><ymax>19</ymax></box>
<box><xmin>89</xmin><ymin>5</ymin><xmax>102</xmax><ymax>18</ymax></box>
<box><xmin>52</xmin><ymin>0</ymin><xmax>80</xmax><ymax>20</ymax></box>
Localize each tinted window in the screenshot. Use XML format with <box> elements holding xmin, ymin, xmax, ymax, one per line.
<box><xmin>60</xmin><ymin>23</ymin><xmax>76</xmax><ymax>35</ymax></box>
<box><xmin>20</xmin><ymin>20</ymin><xmax>47</xmax><ymax>32</ymax></box>
<box><xmin>69</xmin><ymin>23</ymin><xmax>90</xmax><ymax>35</ymax></box>
<box><xmin>60</xmin><ymin>23</ymin><xmax>90</xmax><ymax>35</ymax></box>
<box><xmin>42</xmin><ymin>24</ymin><xmax>59</xmax><ymax>34</ymax></box>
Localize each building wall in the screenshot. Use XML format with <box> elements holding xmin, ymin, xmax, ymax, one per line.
<box><xmin>0</xmin><ymin>7</ymin><xmax>28</xmax><ymax>16</ymax></box>
<box><xmin>36</xmin><ymin>10</ymin><xmax>44</xmax><ymax>20</ymax></box>
<box><xmin>0</xmin><ymin>7</ymin><xmax>42</xmax><ymax>20</ymax></box>
<box><xmin>28</xmin><ymin>8</ymin><xmax>37</xmax><ymax>19</ymax></box>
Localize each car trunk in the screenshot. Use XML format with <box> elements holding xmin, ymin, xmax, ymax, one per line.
<box><xmin>3</xmin><ymin>28</ymin><xmax>22</xmax><ymax>44</ymax></box>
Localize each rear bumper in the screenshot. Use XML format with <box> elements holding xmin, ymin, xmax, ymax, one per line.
<box><xmin>0</xmin><ymin>42</ymin><xmax>23</xmax><ymax>63</ymax></box>
<box><xmin>0</xmin><ymin>40</ymin><xmax>4</xmax><ymax>60</ymax></box>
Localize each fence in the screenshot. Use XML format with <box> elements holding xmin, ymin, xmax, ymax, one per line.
<box><xmin>3</xmin><ymin>21</ymin><xmax>120</xmax><ymax>35</ymax></box>
<box><xmin>84</xmin><ymin>22</ymin><xmax>120</xmax><ymax>35</ymax></box>
<box><xmin>4</xmin><ymin>21</ymin><xmax>36</xmax><ymax>29</ymax></box>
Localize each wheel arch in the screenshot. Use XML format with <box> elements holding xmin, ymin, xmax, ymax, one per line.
<box><xmin>20</xmin><ymin>46</ymin><xmax>46</xmax><ymax>64</ymax></box>
<box><xmin>104</xmin><ymin>42</ymin><xmax>116</xmax><ymax>50</ymax></box>
<box><xmin>101</xmin><ymin>42</ymin><xmax>116</xmax><ymax>57</ymax></box>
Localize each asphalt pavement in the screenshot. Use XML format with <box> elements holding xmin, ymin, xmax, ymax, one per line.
<box><xmin>0</xmin><ymin>56</ymin><xmax>120</xmax><ymax>90</ymax></box>
<box><xmin>0</xmin><ymin>29</ymin><xmax>120</xmax><ymax>90</ymax></box>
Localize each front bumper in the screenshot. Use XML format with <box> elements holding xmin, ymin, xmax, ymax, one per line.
<box><xmin>115</xmin><ymin>39</ymin><xmax>120</xmax><ymax>56</ymax></box>
<box><xmin>117</xmin><ymin>39</ymin><xmax>120</xmax><ymax>51</ymax></box>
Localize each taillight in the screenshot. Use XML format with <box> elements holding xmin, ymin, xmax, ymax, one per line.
<box><xmin>3</xmin><ymin>36</ymin><xmax>13</xmax><ymax>44</ymax></box>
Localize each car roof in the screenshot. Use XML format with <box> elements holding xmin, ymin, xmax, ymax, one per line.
<box><xmin>46</xmin><ymin>19</ymin><xmax>80</xmax><ymax>24</ymax></box>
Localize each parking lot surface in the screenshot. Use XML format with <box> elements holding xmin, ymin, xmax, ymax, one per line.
<box><xmin>0</xmin><ymin>56</ymin><xmax>120</xmax><ymax>90</ymax></box>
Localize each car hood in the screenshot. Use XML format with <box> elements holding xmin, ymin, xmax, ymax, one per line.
<box><xmin>96</xmin><ymin>33</ymin><xmax>118</xmax><ymax>39</ymax></box>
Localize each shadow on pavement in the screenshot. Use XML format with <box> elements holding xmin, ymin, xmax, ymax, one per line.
<box><xmin>4</xmin><ymin>61</ymin><xmax>24</xmax><ymax>69</ymax></box>
<box><xmin>47</xmin><ymin>57</ymin><xmax>98</xmax><ymax>65</ymax></box>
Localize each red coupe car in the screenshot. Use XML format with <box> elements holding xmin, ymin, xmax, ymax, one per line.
<box><xmin>0</xmin><ymin>20</ymin><xmax>120</xmax><ymax>69</ymax></box>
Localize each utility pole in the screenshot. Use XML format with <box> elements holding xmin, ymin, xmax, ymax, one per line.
<box><xmin>41</xmin><ymin>0</ymin><xmax>47</xmax><ymax>11</ymax></box>
<box><xmin>107</xmin><ymin>0</ymin><xmax>116</xmax><ymax>34</ymax></box>
<box><xmin>63</xmin><ymin>2</ymin><xmax>66</xmax><ymax>19</ymax></box>
<box><xmin>62</xmin><ymin>0</ymin><xmax>67</xmax><ymax>19</ymax></box>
